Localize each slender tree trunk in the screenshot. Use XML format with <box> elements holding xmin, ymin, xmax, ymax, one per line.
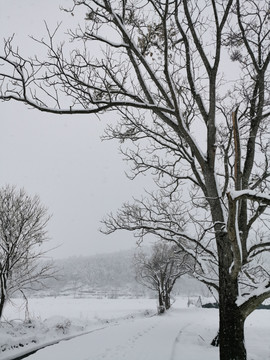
<box><xmin>158</xmin><ymin>291</ymin><xmax>165</xmax><ymax>314</ymax></box>
<box><xmin>158</xmin><ymin>291</ymin><xmax>163</xmax><ymax>306</ymax></box>
<box><xmin>165</xmin><ymin>292</ymin><xmax>171</xmax><ymax>310</ymax></box>
<box><xmin>0</xmin><ymin>295</ymin><xmax>5</xmax><ymax>319</ymax></box>
<box><xmin>0</xmin><ymin>280</ymin><xmax>6</xmax><ymax>319</ymax></box>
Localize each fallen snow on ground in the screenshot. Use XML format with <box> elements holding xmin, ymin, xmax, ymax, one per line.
<box><xmin>1</xmin><ymin>297</ymin><xmax>270</xmax><ymax>360</ymax></box>
<box><xmin>0</xmin><ymin>297</ymin><xmax>157</xmax><ymax>359</ymax></box>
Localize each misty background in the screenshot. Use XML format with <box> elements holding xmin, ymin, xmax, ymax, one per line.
<box><xmin>0</xmin><ymin>0</ymin><xmax>156</xmax><ymax>259</ymax></box>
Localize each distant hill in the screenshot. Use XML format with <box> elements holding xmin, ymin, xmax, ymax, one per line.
<box><xmin>27</xmin><ymin>249</ymin><xmax>210</xmax><ymax>298</ymax></box>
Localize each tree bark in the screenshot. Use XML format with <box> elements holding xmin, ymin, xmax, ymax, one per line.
<box><xmin>0</xmin><ymin>285</ymin><xmax>6</xmax><ymax>319</ymax></box>
<box><xmin>164</xmin><ymin>292</ymin><xmax>171</xmax><ymax>310</ymax></box>
<box><xmin>158</xmin><ymin>292</ymin><xmax>165</xmax><ymax>314</ymax></box>
<box><xmin>219</xmin><ymin>304</ymin><xmax>246</xmax><ymax>360</ymax></box>
<box><xmin>205</xmin><ymin>171</ymin><xmax>247</xmax><ymax>360</ymax></box>
<box><xmin>219</xmin><ymin>266</ymin><xmax>246</xmax><ymax>360</ymax></box>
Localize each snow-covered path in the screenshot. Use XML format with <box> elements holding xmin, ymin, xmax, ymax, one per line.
<box><xmin>2</xmin><ymin>298</ymin><xmax>270</xmax><ymax>360</ymax></box>
<box><xmin>21</xmin><ymin>309</ymin><xmax>218</xmax><ymax>360</ymax></box>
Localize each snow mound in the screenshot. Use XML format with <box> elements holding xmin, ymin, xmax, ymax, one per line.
<box><xmin>0</xmin><ymin>316</ymin><xmax>88</xmax><ymax>357</ymax></box>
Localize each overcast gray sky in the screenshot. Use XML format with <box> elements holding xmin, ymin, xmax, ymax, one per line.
<box><xmin>0</xmin><ymin>0</ymin><xmax>153</xmax><ymax>258</ymax></box>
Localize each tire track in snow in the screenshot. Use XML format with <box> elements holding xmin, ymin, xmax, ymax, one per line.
<box><xmin>93</xmin><ymin>316</ymin><xmax>162</xmax><ymax>360</ymax></box>
<box><xmin>91</xmin><ymin>313</ymin><xmax>190</xmax><ymax>360</ymax></box>
<box><xmin>169</xmin><ymin>323</ymin><xmax>191</xmax><ymax>360</ymax></box>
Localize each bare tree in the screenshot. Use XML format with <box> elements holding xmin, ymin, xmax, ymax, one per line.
<box><xmin>134</xmin><ymin>242</ymin><xmax>192</xmax><ymax>313</ymax></box>
<box><xmin>0</xmin><ymin>1</ymin><xmax>270</xmax><ymax>359</ymax></box>
<box><xmin>0</xmin><ymin>185</ymin><xmax>54</xmax><ymax>319</ymax></box>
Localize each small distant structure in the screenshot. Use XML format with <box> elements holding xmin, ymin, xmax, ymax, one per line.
<box><xmin>187</xmin><ymin>296</ymin><xmax>202</xmax><ymax>308</ymax></box>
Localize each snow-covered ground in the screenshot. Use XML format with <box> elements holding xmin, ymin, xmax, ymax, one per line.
<box><xmin>1</xmin><ymin>296</ymin><xmax>270</xmax><ymax>360</ymax></box>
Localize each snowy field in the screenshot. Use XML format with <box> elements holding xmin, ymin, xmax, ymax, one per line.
<box><xmin>1</xmin><ymin>296</ymin><xmax>270</xmax><ymax>360</ymax></box>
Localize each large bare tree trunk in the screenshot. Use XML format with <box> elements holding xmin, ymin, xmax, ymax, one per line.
<box><xmin>219</xmin><ymin>283</ymin><xmax>246</xmax><ymax>360</ymax></box>
<box><xmin>218</xmin><ymin>237</ymin><xmax>246</xmax><ymax>360</ymax></box>
<box><xmin>209</xmin><ymin>182</ymin><xmax>247</xmax><ymax>360</ymax></box>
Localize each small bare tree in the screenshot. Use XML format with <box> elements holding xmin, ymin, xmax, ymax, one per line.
<box><xmin>0</xmin><ymin>185</ymin><xmax>54</xmax><ymax>319</ymax></box>
<box><xmin>134</xmin><ymin>242</ymin><xmax>192</xmax><ymax>313</ymax></box>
